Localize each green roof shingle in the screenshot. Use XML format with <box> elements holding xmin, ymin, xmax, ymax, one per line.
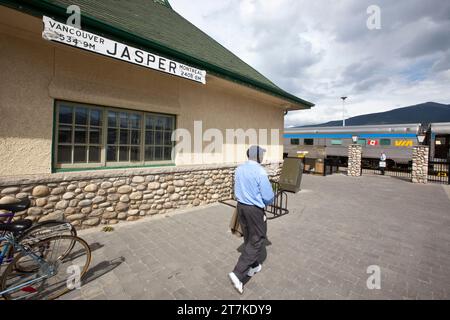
<box><xmin>1</xmin><ymin>0</ymin><xmax>314</xmax><ymax>108</ymax></box>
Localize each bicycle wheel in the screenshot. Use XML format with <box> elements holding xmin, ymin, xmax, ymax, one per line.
<box><xmin>9</xmin><ymin>221</ymin><xmax>77</xmax><ymax>272</ymax></box>
<box><xmin>0</xmin><ymin>235</ymin><xmax>91</xmax><ymax>300</ymax></box>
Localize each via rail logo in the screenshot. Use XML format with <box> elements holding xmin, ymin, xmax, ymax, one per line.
<box><xmin>394</xmin><ymin>140</ymin><xmax>413</xmax><ymax>147</ymax></box>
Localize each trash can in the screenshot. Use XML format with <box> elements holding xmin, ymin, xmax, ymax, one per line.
<box><xmin>279</xmin><ymin>158</ymin><xmax>304</xmax><ymax>193</ymax></box>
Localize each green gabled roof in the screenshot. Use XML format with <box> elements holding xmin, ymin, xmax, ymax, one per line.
<box><xmin>1</xmin><ymin>0</ymin><xmax>314</xmax><ymax>108</ymax></box>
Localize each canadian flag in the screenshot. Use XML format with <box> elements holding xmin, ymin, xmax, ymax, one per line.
<box><xmin>368</xmin><ymin>139</ymin><xmax>379</xmax><ymax>146</ymax></box>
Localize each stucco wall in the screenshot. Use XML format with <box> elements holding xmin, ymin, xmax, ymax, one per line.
<box><xmin>0</xmin><ymin>6</ymin><xmax>285</xmax><ymax>177</ymax></box>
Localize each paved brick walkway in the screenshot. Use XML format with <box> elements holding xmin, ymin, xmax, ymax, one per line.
<box><xmin>61</xmin><ymin>174</ymin><xmax>450</xmax><ymax>300</ymax></box>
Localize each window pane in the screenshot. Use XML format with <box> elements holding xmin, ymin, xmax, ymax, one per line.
<box><xmin>164</xmin><ymin>131</ymin><xmax>172</xmax><ymax>146</ymax></box>
<box><xmin>89</xmin><ymin>128</ymin><xmax>101</xmax><ymax>144</ymax></box>
<box><xmin>331</xmin><ymin>139</ymin><xmax>342</xmax><ymax>145</ymax></box>
<box><xmin>74</xmin><ymin>146</ymin><xmax>86</xmax><ymax>163</ymax></box>
<box><xmin>290</xmin><ymin>139</ymin><xmax>299</xmax><ymax>145</ymax></box>
<box><xmin>120</xmin><ymin>113</ymin><xmax>128</xmax><ymax>128</ymax></box>
<box><xmin>154</xmin><ymin>146</ymin><xmax>163</xmax><ymax>160</ymax></box>
<box><xmin>89</xmin><ymin>146</ymin><xmax>100</xmax><ymax>162</ymax></box>
<box><xmin>155</xmin><ymin>117</ymin><xmax>164</xmax><ymax>130</ymax></box>
<box><xmin>75</xmin><ymin>107</ymin><xmax>88</xmax><ymax>125</ymax></box>
<box><xmin>357</xmin><ymin>139</ymin><xmax>366</xmax><ymax>146</ymax></box>
<box><xmin>90</xmin><ymin>109</ymin><xmax>102</xmax><ymax>127</ymax></box>
<box><xmin>145</xmin><ymin>146</ymin><xmax>154</xmax><ymax>161</ymax></box>
<box><xmin>120</xmin><ymin>130</ymin><xmax>129</xmax><ymax>145</ymax></box>
<box><xmin>107</xmin><ymin>129</ymin><xmax>117</xmax><ymax>144</ymax></box>
<box><xmin>58</xmin><ymin>126</ymin><xmax>72</xmax><ymax>143</ymax></box>
<box><xmin>146</xmin><ymin>116</ymin><xmax>155</xmax><ymax>130</ymax></box>
<box><xmin>59</xmin><ymin>106</ymin><xmax>73</xmax><ymax>124</ymax></box>
<box><xmin>304</xmin><ymin>139</ymin><xmax>314</xmax><ymax>145</ymax></box>
<box><xmin>164</xmin><ymin>117</ymin><xmax>174</xmax><ymax>130</ymax></box>
<box><xmin>74</xmin><ymin>127</ymin><xmax>87</xmax><ymax>144</ymax></box>
<box><xmin>119</xmin><ymin>146</ymin><xmax>129</xmax><ymax>161</ymax></box>
<box><xmin>145</xmin><ymin>131</ymin><xmax>154</xmax><ymax>145</ymax></box>
<box><xmin>155</xmin><ymin>131</ymin><xmax>163</xmax><ymax>145</ymax></box>
<box><xmin>380</xmin><ymin>139</ymin><xmax>391</xmax><ymax>146</ymax></box>
<box><xmin>130</xmin><ymin>114</ymin><xmax>141</xmax><ymax>129</ymax></box>
<box><xmin>108</xmin><ymin>112</ymin><xmax>118</xmax><ymax>127</ymax></box>
<box><xmin>130</xmin><ymin>130</ymin><xmax>140</xmax><ymax>145</ymax></box>
<box><xmin>57</xmin><ymin>145</ymin><xmax>71</xmax><ymax>163</ymax></box>
<box><xmin>163</xmin><ymin>147</ymin><xmax>172</xmax><ymax>160</ymax></box>
<box><xmin>130</xmin><ymin>147</ymin><xmax>140</xmax><ymax>162</ymax></box>
<box><xmin>107</xmin><ymin>146</ymin><xmax>117</xmax><ymax>161</ymax></box>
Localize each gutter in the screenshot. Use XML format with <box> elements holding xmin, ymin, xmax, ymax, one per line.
<box><xmin>0</xmin><ymin>0</ymin><xmax>314</xmax><ymax>109</ymax></box>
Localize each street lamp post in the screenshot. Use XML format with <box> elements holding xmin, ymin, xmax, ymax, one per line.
<box><xmin>341</xmin><ymin>97</ymin><xmax>347</xmax><ymax>127</ymax></box>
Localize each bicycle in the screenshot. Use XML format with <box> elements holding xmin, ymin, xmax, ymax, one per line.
<box><xmin>0</xmin><ymin>198</ymin><xmax>77</xmax><ymax>271</ymax></box>
<box><xmin>0</xmin><ymin>219</ymin><xmax>91</xmax><ymax>300</ymax></box>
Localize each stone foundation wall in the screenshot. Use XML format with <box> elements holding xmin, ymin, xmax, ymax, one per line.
<box><xmin>347</xmin><ymin>145</ymin><xmax>362</xmax><ymax>177</ymax></box>
<box><xmin>0</xmin><ymin>163</ymin><xmax>282</xmax><ymax>229</ymax></box>
<box><xmin>412</xmin><ymin>146</ymin><xmax>429</xmax><ymax>184</ymax></box>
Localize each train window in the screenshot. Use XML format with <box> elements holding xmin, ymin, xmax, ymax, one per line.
<box><xmin>304</xmin><ymin>139</ymin><xmax>314</xmax><ymax>145</ymax></box>
<box><xmin>357</xmin><ymin>139</ymin><xmax>366</xmax><ymax>146</ymax></box>
<box><xmin>380</xmin><ymin>139</ymin><xmax>391</xmax><ymax>146</ymax></box>
<box><xmin>290</xmin><ymin>138</ymin><xmax>300</xmax><ymax>145</ymax></box>
<box><xmin>331</xmin><ymin>139</ymin><xmax>342</xmax><ymax>145</ymax></box>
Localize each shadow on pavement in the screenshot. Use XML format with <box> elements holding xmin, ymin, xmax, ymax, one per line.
<box><xmin>82</xmin><ymin>256</ymin><xmax>126</xmax><ymax>285</ymax></box>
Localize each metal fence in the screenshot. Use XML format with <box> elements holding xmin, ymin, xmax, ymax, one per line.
<box><xmin>428</xmin><ymin>158</ymin><xmax>450</xmax><ymax>184</ymax></box>
<box><xmin>361</xmin><ymin>158</ymin><xmax>412</xmax><ymax>179</ymax></box>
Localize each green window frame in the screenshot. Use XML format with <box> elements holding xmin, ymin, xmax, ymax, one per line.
<box><xmin>290</xmin><ymin>138</ymin><xmax>300</xmax><ymax>145</ymax></box>
<box><xmin>54</xmin><ymin>101</ymin><xmax>176</xmax><ymax>171</ymax></box>
<box><xmin>357</xmin><ymin>139</ymin><xmax>366</xmax><ymax>146</ymax></box>
<box><xmin>380</xmin><ymin>139</ymin><xmax>391</xmax><ymax>146</ymax></box>
<box><xmin>331</xmin><ymin>139</ymin><xmax>342</xmax><ymax>145</ymax></box>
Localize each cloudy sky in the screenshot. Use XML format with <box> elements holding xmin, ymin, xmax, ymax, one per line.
<box><xmin>170</xmin><ymin>0</ymin><xmax>450</xmax><ymax>127</ymax></box>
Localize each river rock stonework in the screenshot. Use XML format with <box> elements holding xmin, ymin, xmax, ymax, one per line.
<box><xmin>412</xmin><ymin>146</ymin><xmax>429</xmax><ymax>184</ymax></box>
<box><xmin>0</xmin><ymin>163</ymin><xmax>282</xmax><ymax>229</ymax></box>
<box><xmin>347</xmin><ymin>144</ymin><xmax>362</xmax><ymax>177</ymax></box>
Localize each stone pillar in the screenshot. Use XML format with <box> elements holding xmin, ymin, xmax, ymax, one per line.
<box><xmin>347</xmin><ymin>144</ymin><xmax>362</xmax><ymax>177</ymax></box>
<box><xmin>412</xmin><ymin>146</ymin><xmax>429</xmax><ymax>183</ymax></box>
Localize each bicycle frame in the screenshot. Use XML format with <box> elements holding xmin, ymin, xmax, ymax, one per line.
<box><xmin>0</xmin><ymin>232</ymin><xmax>53</xmax><ymax>297</ymax></box>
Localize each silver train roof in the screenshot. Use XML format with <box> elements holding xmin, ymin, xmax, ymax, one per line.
<box><xmin>284</xmin><ymin>123</ymin><xmax>422</xmax><ymax>134</ymax></box>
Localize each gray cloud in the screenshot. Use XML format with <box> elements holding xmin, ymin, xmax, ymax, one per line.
<box><xmin>171</xmin><ymin>0</ymin><xmax>450</xmax><ymax>126</ymax></box>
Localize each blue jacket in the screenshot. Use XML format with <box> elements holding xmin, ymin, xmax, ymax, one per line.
<box><xmin>234</xmin><ymin>161</ymin><xmax>275</xmax><ymax>209</ymax></box>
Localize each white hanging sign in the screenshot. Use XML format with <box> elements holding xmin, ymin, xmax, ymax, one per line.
<box><xmin>42</xmin><ymin>16</ymin><xmax>206</xmax><ymax>84</ymax></box>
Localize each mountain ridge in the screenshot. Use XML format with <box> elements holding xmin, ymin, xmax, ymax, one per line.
<box><xmin>295</xmin><ymin>102</ymin><xmax>450</xmax><ymax>128</ymax></box>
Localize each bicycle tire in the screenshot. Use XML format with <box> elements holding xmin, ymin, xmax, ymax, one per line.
<box><xmin>0</xmin><ymin>234</ymin><xmax>91</xmax><ymax>300</ymax></box>
<box><xmin>7</xmin><ymin>220</ymin><xmax>77</xmax><ymax>272</ymax></box>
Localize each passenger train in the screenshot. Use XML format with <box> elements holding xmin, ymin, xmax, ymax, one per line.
<box><xmin>283</xmin><ymin>122</ymin><xmax>450</xmax><ymax>168</ymax></box>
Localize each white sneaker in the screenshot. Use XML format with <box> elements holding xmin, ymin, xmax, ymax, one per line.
<box><xmin>228</xmin><ymin>272</ymin><xmax>243</xmax><ymax>294</ymax></box>
<box><xmin>247</xmin><ymin>264</ymin><xmax>262</xmax><ymax>277</ymax></box>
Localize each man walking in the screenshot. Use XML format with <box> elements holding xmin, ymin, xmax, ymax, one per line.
<box><xmin>228</xmin><ymin>145</ymin><xmax>274</xmax><ymax>294</ymax></box>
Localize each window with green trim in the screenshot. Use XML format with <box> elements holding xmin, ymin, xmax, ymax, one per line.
<box><xmin>290</xmin><ymin>138</ymin><xmax>300</xmax><ymax>145</ymax></box>
<box><xmin>357</xmin><ymin>139</ymin><xmax>366</xmax><ymax>146</ymax></box>
<box><xmin>380</xmin><ymin>139</ymin><xmax>391</xmax><ymax>146</ymax></box>
<box><xmin>54</xmin><ymin>101</ymin><xmax>176</xmax><ymax>170</ymax></box>
<box><xmin>331</xmin><ymin>139</ymin><xmax>342</xmax><ymax>145</ymax></box>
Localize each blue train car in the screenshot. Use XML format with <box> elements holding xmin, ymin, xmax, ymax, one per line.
<box><xmin>283</xmin><ymin>123</ymin><xmax>423</xmax><ymax>167</ymax></box>
<box><xmin>283</xmin><ymin>122</ymin><xmax>450</xmax><ymax>167</ymax></box>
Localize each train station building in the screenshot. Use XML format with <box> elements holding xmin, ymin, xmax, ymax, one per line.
<box><xmin>0</xmin><ymin>0</ymin><xmax>313</xmax><ymax>227</ymax></box>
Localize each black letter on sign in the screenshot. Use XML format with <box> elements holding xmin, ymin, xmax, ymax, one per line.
<box><xmin>147</xmin><ymin>54</ymin><xmax>156</xmax><ymax>66</ymax></box>
<box><xmin>135</xmin><ymin>50</ymin><xmax>144</xmax><ymax>64</ymax></box>
<box><xmin>159</xmin><ymin>58</ymin><xmax>166</xmax><ymax>71</ymax></box>
<box><xmin>107</xmin><ymin>42</ymin><xmax>117</xmax><ymax>56</ymax></box>
<box><xmin>121</xmin><ymin>46</ymin><xmax>131</xmax><ymax>60</ymax></box>
<box><xmin>169</xmin><ymin>61</ymin><xmax>177</xmax><ymax>73</ymax></box>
